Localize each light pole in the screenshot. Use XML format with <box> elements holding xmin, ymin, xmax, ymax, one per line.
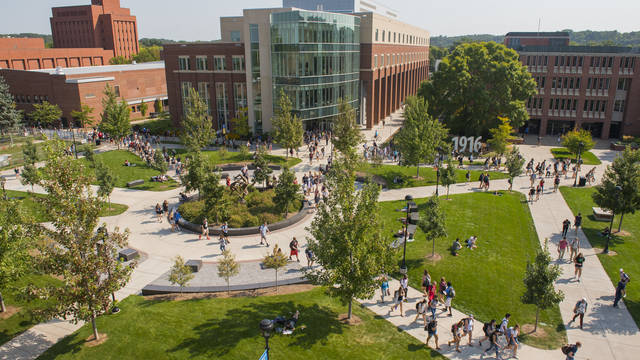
<box><xmin>573</xmin><ymin>141</ymin><xmax>584</xmax><ymax>187</ymax></box>
<box><xmin>260</xmin><ymin>319</ymin><xmax>274</xmax><ymax>360</ymax></box>
<box><xmin>400</xmin><ymin>194</ymin><xmax>414</xmax><ymax>274</ymax></box>
<box><xmin>604</xmin><ymin>185</ymin><xmax>623</xmax><ymax>254</ymax></box>
<box><xmin>435</xmin><ymin>146</ymin><xmax>443</xmax><ymax>196</ymax></box>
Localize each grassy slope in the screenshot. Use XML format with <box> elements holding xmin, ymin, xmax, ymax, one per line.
<box><xmin>560</xmin><ymin>186</ymin><xmax>640</xmax><ymax>327</ymax></box>
<box><xmin>380</xmin><ymin>191</ymin><xmax>565</xmax><ymax>349</ymax></box>
<box><xmin>551</xmin><ymin>148</ymin><xmax>601</xmax><ymax>165</ymax></box>
<box><xmin>39</xmin><ymin>288</ymin><xmax>445</xmax><ymax>360</ymax></box>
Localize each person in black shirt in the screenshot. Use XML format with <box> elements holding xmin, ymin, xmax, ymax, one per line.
<box><xmin>483</xmin><ymin>329</ymin><xmax>502</xmax><ymax>358</ymax></box>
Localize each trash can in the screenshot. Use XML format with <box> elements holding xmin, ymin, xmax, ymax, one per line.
<box><xmin>578</xmin><ymin>176</ymin><xmax>587</xmax><ymax>187</ymax></box>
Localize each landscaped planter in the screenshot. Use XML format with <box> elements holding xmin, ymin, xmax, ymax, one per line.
<box><xmin>610</xmin><ymin>142</ymin><xmax>638</xmax><ymax>151</ymax></box>
<box><xmin>215</xmin><ymin>163</ymin><xmax>281</xmax><ymax>172</ymax></box>
<box><xmin>507</xmin><ymin>137</ymin><xmax>524</xmax><ymax>144</ymax></box>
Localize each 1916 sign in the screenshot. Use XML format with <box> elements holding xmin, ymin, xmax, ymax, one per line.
<box><xmin>452</xmin><ymin>136</ymin><xmax>482</xmax><ymax>153</ymax></box>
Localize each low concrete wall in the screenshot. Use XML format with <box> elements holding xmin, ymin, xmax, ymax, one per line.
<box><xmin>215</xmin><ymin>164</ymin><xmax>281</xmax><ymax>172</ymax></box>
<box><xmin>141</xmin><ymin>277</ymin><xmax>310</xmax><ymax>295</ymax></box>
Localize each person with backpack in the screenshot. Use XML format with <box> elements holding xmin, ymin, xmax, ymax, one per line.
<box><xmin>499</xmin><ymin>313</ymin><xmax>510</xmax><ymax>333</ymax></box>
<box><xmin>478</xmin><ymin>319</ymin><xmax>496</xmax><ymax>347</ymax></box>
<box><xmin>400</xmin><ymin>274</ymin><xmax>409</xmax><ymax>302</ymax></box>
<box><xmin>504</xmin><ymin>324</ymin><xmax>520</xmax><ymax>358</ymax></box>
<box><xmin>289</xmin><ymin>237</ymin><xmax>300</xmax><ymax>262</ymax></box>
<box><xmin>414</xmin><ymin>298</ymin><xmax>428</xmax><ymax>324</ymax></box>
<box><xmin>463</xmin><ymin>315</ymin><xmax>475</xmax><ymax>346</ymax></box>
<box><xmin>569</xmin><ymin>298</ymin><xmax>588</xmax><ymax>329</ymax></box>
<box><xmin>574</xmin><ymin>252</ymin><xmax>585</xmax><ymax>281</ymax></box>
<box><xmin>619</xmin><ymin>268</ymin><xmax>631</xmax><ymax>298</ymax></box>
<box><xmin>421</xmin><ymin>269</ymin><xmax>431</xmax><ymax>296</ymax></box>
<box><xmin>483</xmin><ymin>328</ymin><xmax>502</xmax><ymax>358</ymax></box>
<box><xmin>447</xmin><ymin>319</ymin><xmax>464</xmax><ymax>353</ymax></box>
<box><xmin>444</xmin><ymin>282</ymin><xmax>455</xmax><ymax>316</ymax></box>
<box><xmin>562</xmin><ymin>342</ymin><xmax>582</xmax><ymax>360</ymax></box>
<box><xmin>425</xmin><ymin>316</ymin><xmax>440</xmax><ymax>350</ymax></box>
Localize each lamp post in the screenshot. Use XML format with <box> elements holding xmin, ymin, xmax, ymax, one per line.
<box><xmin>435</xmin><ymin>146</ymin><xmax>443</xmax><ymax>196</ymax></box>
<box><xmin>260</xmin><ymin>319</ymin><xmax>274</xmax><ymax>360</ymax></box>
<box><xmin>604</xmin><ymin>185</ymin><xmax>623</xmax><ymax>254</ymax></box>
<box><xmin>400</xmin><ymin>194</ymin><xmax>414</xmax><ymax>274</ymax></box>
<box><xmin>573</xmin><ymin>141</ymin><xmax>584</xmax><ymax>187</ymax></box>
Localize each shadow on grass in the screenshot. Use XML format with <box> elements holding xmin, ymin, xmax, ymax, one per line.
<box><xmin>165</xmin><ymin>300</ymin><xmax>345</xmax><ymax>358</ymax></box>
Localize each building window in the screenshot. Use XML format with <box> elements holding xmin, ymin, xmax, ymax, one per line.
<box><xmin>230</xmin><ymin>31</ymin><xmax>241</xmax><ymax>42</ymax></box>
<box><xmin>178</xmin><ymin>56</ymin><xmax>190</xmax><ymax>71</ymax></box>
<box><xmin>198</xmin><ymin>82</ymin><xmax>211</xmax><ymax>116</ymax></box>
<box><xmin>374</xmin><ymin>55</ymin><xmax>378</xmax><ymax>68</ymax></box>
<box><xmin>181</xmin><ymin>81</ymin><xmax>192</xmax><ymax>115</ymax></box>
<box><xmin>382</xmin><ymin>30</ymin><xmax>385</xmax><ymax>42</ymax></box>
<box><xmin>232</xmin><ymin>55</ymin><xmax>245</xmax><ymax>72</ymax></box>
<box><xmin>375</xmin><ymin>29</ymin><xmax>379</xmax><ymax>41</ymax></box>
<box><xmin>196</xmin><ymin>56</ymin><xmax>208</xmax><ymax>71</ymax></box>
<box><xmin>114</xmin><ymin>85</ymin><xmax>120</xmax><ymax>97</ymax></box>
<box><xmin>216</xmin><ymin>83</ymin><xmax>229</xmax><ymax>128</ymax></box>
<box><xmin>614</xmin><ymin>99</ymin><xmax>626</xmax><ymax>112</ymax></box>
<box><xmin>214</xmin><ymin>56</ymin><xmax>226</xmax><ymax>71</ymax></box>
<box><xmin>233</xmin><ymin>82</ymin><xmax>247</xmax><ymax>109</ymax></box>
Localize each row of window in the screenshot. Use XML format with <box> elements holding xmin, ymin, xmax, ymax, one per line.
<box><xmin>373</xmin><ymin>52</ymin><xmax>426</xmax><ymax>68</ymax></box>
<box><xmin>374</xmin><ymin>28</ymin><xmax>426</xmax><ymax>45</ymax></box>
<box><xmin>180</xmin><ymin>81</ymin><xmax>247</xmax><ymax>122</ymax></box>
<box><xmin>525</xmin><ymin>54</ymin><xmax>637</xmax><ymax>69</ymax></box>
<box><xmin>178</xmin><ymin>55</ymin><xmax>245</xmax><ymax>72</ymax></box>
<box><xmin>13</xmin><ymin>95</ymin><xmax>49</xmax><ymax>104</ymax></box>
<box><xmin>527</xmin><ymin>97</ymin><xmax>626</xmax><ymax>114</ymax></box>
<box><xmin>533</xmin><ymin>76</ymin><xmax>632</xmax><ymax>91</ymax></box>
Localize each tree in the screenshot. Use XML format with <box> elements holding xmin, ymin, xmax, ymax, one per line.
<box><xmin>440</xmin><ymin>158</ymin><xmax>456</xmax><ymax>199</ymax></box>
<box><xmin>99</xmin><ymin>85</ymin><xmax>131</xmax><ymax>149</ymax></box>
<box><xmin>419</xmin><ymin>42</ymin><xmax>536</xmax><ymax>136</ymax></box>
<box><xmin>26</xmin><ymin>140</ymin><xmax>133</xmax><ymax>341</ymax></box>
<box><xmin>181</xmin><ymin>88</ymin><xmax>214</xmax><ymax>152</ymax></box>
<box><xmin>29</xmin><ymin>101</ymin><xmax>62</xmax><ymax>127</ymax></box>
<box><xmin>306</xmin><ymin>114</ymin><xmax>394</xmax><ymax>319</ymax></box>
<box><xmin>593</xmin><ymin>147</ymin><xmax>640</xmax><ymax>231</ymax></box>
<box><xmin>331</xmin><ymin>98</ymin><xmax>363</xmax><ymax>167</ymax></box>
<box><xmin>22</xmin><ymin>139</ymin><xmax>38</xmax><ymax>165</ymax></box>
<box><xmin>20</xmin><ymin>140</ymin><xmax>39</xmax><ymax>191</ymax></box>
<box><xmin>181</xmin><ymin>151</ymin><xmax>213</xmax><ymax>200</ymax></box>
<box><xmin>229</xmin><ymin>107</ymin><xmax>251</xmax><ymax>140</ymax></box>
<box><xmin>71</xmin><ymin>104</ymin><xmax>94</xmax><ymax>128</ymax></box>
<box><xmin>262</xmin><ymin>246</ymin><xmax>289</xmax><ymax>293</ymax></box>
<box><xmin>488</xmin><ymin>116</ymin><xmax>513</xmax><ymax>157</ymax></box>
<box><xmin>202</xmin><ymin>171</ymin><xmax>231</xmax><ymax>224</ymax></box>
<box><xmin>521</xmin><ymin>245</ymin><xmax>564</xmax><ymax>332</ymax></box>
<box><xmin>0</xmin><ymin>75</ymin><xmax>22</xmax><ymax>146</ymax></box>
<box><xmin>152</xmin><ymin>150</ymin><xmax>168</xmax><ymax>175</ymax></box>
<box><xmin>272</xmin><ymin>90</ymin><xmax>303</xmax><ymax>157</ymax></box>
<box><xmin>82</xmin><ymin>144</ymin><xmax>95</xmax><ymax>165</ymax></box>
<box><xmin>109</xmin><ymin>56</ymin><xmax>131</xmax><ymax>65</ymax></box>
<box><xmin>418</xmin><ymin>195</ymin><xmax>447</xmax><ymax>257</ymax></box>
<box><xmin>253</xmin><ymin>146</ymin><xmax>273</xmax><ymax>187</ymax></box>
<box><xmin>0</xmin><ymin>197</ymin><xmax>34</xmax><ymax>313</ymax></box>
<box><xmin>132</xmin><ymin>46</ymin><xmax>162</xmax><ymax>63</ymax></box>
<box><xmin>274</xmin><ymin>166</ymin><xmax>302</xmax><ymax>217</ymax></box>
<box><xmin>217</xmin><ymin>249</ymin><xmax>239</xmax><ymax>295</ymax></box>
<box><xmin>506</xmin><ymin>147</ymin><xmax>525</xmax><ymax>191</ymax></box>
<box><xmin>394</xmin><ymin>96</ymin><xmax>449</xmax><ymax>177</ymax></box>
<box><xmin>562</xmin><ymin>128</ymin><xmax>595</xmax><ymax>159</ymax></box>
<box><xmin>169</xmin><ymin>256</ymin><xmax>194</xmax><ymax>294</ymax></box>
<box><xmin>139</xmin><ymin>102</ymin><xmax>149</xmax><ymax>117</ymax></box>
<box><xmin>95</xmin><ymin>160</ymin><xmax>117</xmax><ymax>211</ymax></box>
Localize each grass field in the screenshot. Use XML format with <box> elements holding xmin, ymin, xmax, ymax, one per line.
<box><xmin>560</xmin><ymin>186</ymin><xmax>640</xmax><ymax>327</ymax></box>
<box><xmin>38</xmin><ymin>288</ymin><xmax>445</xmax><ymax>360</ymax></box>
<box><xmin>0</xmin><ymin>274</ymin><xmax>61</xmax><ymax>346</ymax></box>
<box><xmin>82</xmin><ymin>150</ymin><xmax>180</xmax><ymax>191</ymax></box>
<box><xmin>171</xmin><ymin>149</ymin><xmax>302</xmax><ymax>168</ymax></box>
<box><xmin>4</xmin><ymin>190</ymin><xmax>127</xmax><ymax>221</ymax></box>
<box><xmin>380</xmin><ymin>191</ymin><xmax>565</xmax><ymax>349</ymax></box>
<box><xmin>359</xmin><ymin>163</ymin><xmax>509</xmax><ymax>190</ymax></box>
<box><xmin>551</xmin><ymin>148</ymin><xmax>601</xmax><ymax>165</ymax></box>
<box><xmin>0</xmin><ymin>140</ymin><xmax>73</xmax><ymax>170</ymax></box>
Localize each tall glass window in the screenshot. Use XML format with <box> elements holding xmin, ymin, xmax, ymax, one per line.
<box><xmin>234</xmin><ymin>83</ymin><xmax>247</xmax><ymax>110</ymax></box>
<box><xmin>198</xmin><ymin>82</ymin><xmax>211</xmax><ymax>116</ymax></box>
<box><xmin>178</xmin><ymin>56</ymin><xmax>190</xmax><ymax>70</ymax></box>
<box><xmin>196</xmin><ymin>56</ymin><xmax>208</xmax><ymax>71</ymax></box>
<box><xmin>216</xmin><ymin>83</ymin><xmax>229</xmax><ymax>128</ymax></box>
<box><xmin>232</xmin><ymin>55</ymin><xmax>245</xmax><ymax>72</ymax></box>
<box><xmin>214</xmin><ymin>56</ymin><xmax>226</xmax><ymax>71</ymax></box>
<box><xmin>250</xmin><ymin>23</ymin><xmax>262</xmax><ymax>133</ymax></box>
<box><xmin>180</xmin><ymin>82</ymin><xmax>192</xmax><ymax>115</ymax></box>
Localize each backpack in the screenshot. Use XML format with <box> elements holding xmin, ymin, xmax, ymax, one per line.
<box><xmin>482</xmin><ymin>322</ymin><xmax>490</xmax><ymax>334</ymax></box>
<box><xmin>561</xmin><ymin>344</ymin><xmax>573</xmax><ymax>355</ymax></box>
<box><xmin>449</xmin><ymin>287</ymin><xmax>456</xmax><ymax>298</ymax></box>
<box><xmin>451</xmin><ymin>324</ymin><xmax>457</xmax><ymax>333</ymax></box>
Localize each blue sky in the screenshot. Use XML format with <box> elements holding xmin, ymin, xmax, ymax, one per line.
<box><xmin>1</xmin><ymin>0</ymin><xmax>639</xmax><ymax>41</ymax></box>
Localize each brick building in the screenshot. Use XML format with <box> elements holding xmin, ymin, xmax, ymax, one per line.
<box><xmin>505</xmin><ymin>32</ymin><xmax>640</xmax><ymax>138</ymax></box>
<box><xmin>51</xmin><ymin>0</ymin><xmax>139</xmax><ymax>59</ymax></box>
<box><xmin>0</xmin><ymin>37</ymin><xmax>113</xmax><ymax>70</ymax></box>
<box><xmin>164</xmin><ymin>7</ymin><xmax>428</xmax><ymax>133</ymax></box>
<box><xmin>0</xmin><ymin>62</ymin><xmax>167</xmax><ymax>127</ymax></box>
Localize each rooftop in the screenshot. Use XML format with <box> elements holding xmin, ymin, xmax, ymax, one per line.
<box><xmin>30</xmin><ymin>61</ymin><xmax>164</xmax><ymax>75</ymax></box>
<box><xmin>505</xmin><ymin>31</ymin><xmax>570</xmax><ymax>37</ymax></box>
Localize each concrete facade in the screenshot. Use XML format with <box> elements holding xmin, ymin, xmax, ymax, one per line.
<box><xmin>283</xmin><ymin>0</ymin><xmax>399</xmax><ymax>18</ymax></box>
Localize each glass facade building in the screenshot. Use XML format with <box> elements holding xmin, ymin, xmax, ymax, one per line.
<box><xmin>271</xmin><ymin>10</ymin><xmax>360</xmax><ymax>128</ymax></box>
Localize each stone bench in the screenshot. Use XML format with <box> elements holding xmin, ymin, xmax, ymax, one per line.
<box><xmin>126</xmin><ymin>179</ymin><xmax>144</xmax><ymax>187</ymax></box>
<box><xmin>407</xmin><ymin>224</ymin><xmax>417</xmax><ymax>236</ymax></box>
<box><xmin>186</xmin><ymin>259</ymin><xmax>203</xmax><ymax>273</ymax></box>
<box><xmin>593</xmin><ymin>207</ymin><xmax>613</xmax><ymax>221</ymax></box>
<box><xmin>408</xmin><ymin>212</ymin><xmax>420</xmax><ymax>225</ymax></box>
<box><xmin>118</xmin><ymin>248</ymin><xmax>139</xmax><ymax>262</ymax></box>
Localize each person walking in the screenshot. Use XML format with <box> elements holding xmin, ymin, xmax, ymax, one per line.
<box><xmin>574</xmin><ymin>213</ymin><xmax>582</xmax><ymax>234</ymax></box>
<box><xmin>389</xmin><ymin>286</ymin><xmax>405</xmax><ymax>316</ymax></box>
<box><xmin>574</xmin><ymin>252</ymin><xmax>585</xmax><ymax>282</ymax></box>
<box><xmin>463</xmin><ymin>315</ymin><xmax>475</xmax><ymax>346</ymax></box>
<box><xmin>380</xmin><ymin>275</ymin><xmax>390</xmax><ymax>303</ymax></box>
<box><xmin>563</xmin><ymin>342</ymin><xmax>582</xmax><ymax>360</ymax></box>
<box><xmin>173</xmin><ymin>210</ymin><xmax>182</xmax><ymax>231</ymax></box>
<box><xmin>438</xmin><ymin>277</ymin><xmax>447</xmax><ymax>303</ymax></box>
<box><xmin>478</xmin><ymin>319</ymin><xmax>496</xmax><ymax>347</ymax></box>
<box><xmin>483</xmin><ymin>328</ymin><xmax>503</xmax><ymax>359</ymax></box>
<box><xmin>562</xmin><ymin>219</ymin><xmax>571</xmax><ymax>237</ymax></box>
<box><xmin>414</xmin><ymin>298</ymin><xmax>428</xmax><ymax>324</ymax></box>
<box><xmin>554</xmin><ymin>175</ymin><xmax>560</xmax><ymax>192</ymax></box>
<box><xmin>499</xmin><ymin>313</ymin><xmax>511</xmax><ymax>333</ymax></box>
<box><xmin>400</xmin><ymin>274</ymin><xmax>409</xmax><ymax>302</ymax></box>
<box><xmin>569</xmin><ymin>237</ymin><xmax>580</xmax><ymax>261</ymax></box>
<box><xmin>614</xmin><ymin>281</ymin><xmax>624</xmax><ymax>308</ymax></box>
<box><xmin>421</xmin><ymin>269</ymin><xmax>431</xmax><ymax>296</ymax></box>
<box><xmin>155</xmin><ymin>203</ymin><xmax>163</xmax><ymax>222</ymax></box>
<box><xmin>259</xmin><ymin>222</ymin><xmax>271</xmax><ymax>247</ymax></box>
<box><xmin>504</xmin><ymin>324</ymin><xmax>520</xmax><ymax>359</ymax></box>
<box><xmin>558</xmin><ymin>237</ymin><xmax>569</xmax><ymax>260</ymax></box>
<box><xmin>425</xmin><ymin>316</ymin><xmax>440</xmax><ymax>350</ymax></box>
<box><xmin>199</xmin><ymin>218</ymin><xmax>210</xmax><ymax>241</ymax></box>
<box><xmin>444</xmin><ymin>282</ymin><xmax>455</xmax><ymax>316</ymax></box>
<box><xmin>619</xmin><ymin>269</ymin><xmax>631</xmax><ymax>298</ymax></box>
<box><xmin>447</xmin><ymin>320</ymin><xmax>464</xmax><ymax>353</ymax></box>
<box><xmin>569</xmin><ymin>298</ymin><xmax>588</xmax><ymax>329</ymax></box>
<box><xmin>305</xmin><ymin>247</ymin><xmax>315</xmax><ymax>268</ymax></box>
<box><xmin>289</xmin><ymin>237</ymin><xmax>300</xmax><ymax>262</ymax></box>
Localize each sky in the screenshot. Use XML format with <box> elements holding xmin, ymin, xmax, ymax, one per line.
<box><xmin>1</xmin><ymin>0</ymin><xmax>639</xmax><ymax>41</ymax></box>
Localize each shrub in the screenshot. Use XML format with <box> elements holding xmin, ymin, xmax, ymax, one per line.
<box><xmin>259</xmin><ymin>213</ymin><xmax>280</xmax><ymax>224</ymax></box>
<box><xmin>178</xmin><ymin>200</ymin><xmax>205</xmax><ymax>224</ymax></box>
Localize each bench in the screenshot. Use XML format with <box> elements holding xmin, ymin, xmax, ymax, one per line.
<box><xmin>593</xmin><ymin>207</ymin><xmax>613</xmax><ymax>221</ymax></box>
<box><xmin>407</xmin><ymin>201</ymin><xmax>418</xmax><ymax>213</ymax></box>
<box><xmin>126</xmin><ymin>179</ymin><xmax>144</xmax><ymax>187</ymax></box>
<box><xmin>185</xmin><ymin>259</ymin><xmax>203</xmax><ymax>273</ymax></box>
<box><xmin>407</xmin><ymin>224</ymin><xmax>417</xmax><ymax>235</ymax></box>
<box><xmin>408</xmin><ymin>212</ymin><xmax>420</xmax><ymax>225</ymax></box>
<box><xmin>118</xmin><ymin>248</ymin><xmax>139</xmax><ymax>262</ymax></box>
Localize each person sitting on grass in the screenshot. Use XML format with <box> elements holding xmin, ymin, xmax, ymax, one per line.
<box><xmin>466</xmin><ymin>236</ymin><xmax>478</xmax><ymax>250</ymax></box>
<box><xmin>124</xmin><ymin>159</ymin><xmax>130</xmax><ymax>166</ymax></box>
<box><xmin>451</xmin><ymin>238</ymin><xmax>462</xmax><ymax>256</ymax></box>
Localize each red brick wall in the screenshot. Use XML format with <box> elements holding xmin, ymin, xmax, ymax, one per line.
<box><xmin>0</xmin><ymin>47</ymin><xmax>114</xmax><ymax>70</ymax></box>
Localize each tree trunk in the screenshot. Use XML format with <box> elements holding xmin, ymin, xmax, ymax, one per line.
<box><xmin>446</xmin><ymin>186</ymin><xmax>450</xmax><ymax>199</ymax></box>
<box><xmin>227</xmin><ymin>279</ymin><xmax>230</xmax><ymax>296</ymax></box>
<box><xmin>108</xmin><ymin>197</ymin><xmax>112</xmax><ymax>211</ymax></box>
<box><xmin>618</xmin><ymin>213</ymin><xmax>624</xmax><ymax>232</ymax></box>
<box><xmin>509</xmin><ymin>178</ymin><xmax>513</xmax><ymax>191</ymax></box>
<box><xmin>534</xmin><ymin>307</ymin><xmax>540</xmax><ymax>332</ymax></box>
<box><xmin>0</xmin><ymin>292</ymin><xmax>6</xmax><ymax>313</ymax></box>
<box><xmin>348</xmin><ymin>298</ymin><xmax>353</xmax><ymax>320</ymax></box>
<box><xmin>91</xmin><ymin>314</ymin><xmax>99</xmax><ymax>340</ymax></box>
<box><xmin>416</xmin><ymin>164</ymin><xmax>420</xmax><ymax>178</ymax></box>
<box><xmin>275</xmin><ymin>270</ymin><xmax>279</xmax><ymax>293</ymax></box>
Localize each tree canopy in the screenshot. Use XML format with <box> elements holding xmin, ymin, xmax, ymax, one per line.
<box><xmin>99</xmin><ymin>85</ymin><xmax>131</xmax><ymax>148</ymax></box>
<box><xmin>521</xmin><ymin>245</ymin><xmax>564</xmax><ymax>332</ymax></box>
<box><xmin>29</xmin><ymin>101</ymin><xmax>62</xmax><ymax>127</ymax></box>
<box><xmin>418</xmin><ymin>195</ymin><xmax>447</xmax><ymax>257</ymax></box>
<box><xmin>488</xmin><ymin>116</ymin><xmax>513</xmax><ymax>156</ymax></box>
<box><xmin>272</xmin><ymin>90</ymin><xmax>303</xmax><ymax>156</ymax></box>
<box><xmin>562</xmin><ymin>128</ymin><xmax>595</xmax><ymax>157</ymax></box>
<box><xmin>506</xmin><ymin>147</ymin><xmax>525</xmax><ymax>190</ymax></box>
<box><xmin>419</xmin><ymin>42</ymin><xmax>536</xmax><ymax>136</ymax></box>
<box><xmin>0</xmin><ymin>75</ymin><xmax>22</xmax><ymax>136</ymax></box>
<box><xmin>71</xmin><ymin>104</ymin><xmax>95</xmax><ymax>128</ymax></box>
<box><xmin>181</xmin><ymin>88</ymin><xmax>214</xmax><ymax>152</ymax></box>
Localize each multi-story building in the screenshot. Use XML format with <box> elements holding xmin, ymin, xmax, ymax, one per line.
<box><xmin>1</xmin><ymin>62</ymin><xmax>167</xmax><ymax>126</ymax></box>
<box><xmin>164</xmin><ymin>7</ymin><xmax>428</xmax><ymax>133</ymax></box>
<box><xmin>50</xmin><ymin>0</ymin><xmax>139</xmax><ymax>59</ymax></box>
<box><xmin>505</xmin><ymin>32</ymin><xmax>640</xmax><ymax>138</ymax></box>
<box><xmin>283</xmin><ymin>0</ymin><xmax>399</xmax><ymax>18</ymax></box>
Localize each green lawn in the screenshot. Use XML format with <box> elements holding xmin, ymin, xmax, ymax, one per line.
<box><xmin>380</xmin><ymin>191</ymin><xmax>565</xmax><ymax>349</ymax></box>
<box><xmin>82</xmin><ymin>150</ymin><xmax>180</xmax><ymax>191</ymax></box>
<box><xmin>360</xmin><ymin>164</ymin><xmax>509</xmax><ymax>189</ymax></box>
<box><xmin>4</xmin><ymin>190</ymin><xmax>127</xmax><ymax>222</ymax></box>
<box><xmin>560</xmin><ymin>186</ymin><xmax>640</xmax><ymax>327</ymax></box>
<box><xmin>172</xmin><ymin>149</ymin><xmax>302</xmax><ymax>168</ymax></box>
<box><xmin>0</xmin><ymin>140</ymin><xmax>68</xmax><ymax>170</ymax></box>
<box><xmin>38</xmin><ymin>288</ymin><xmax>445</xmax><ymax>360</ymax></box>
<box><xmin>1</xmin><ymin>274</ymin><xmax>62</xmax><ymax>346</ymax></box>
<box><xmin>551</xmin><ymin>148</ymin><xmax>601</xmax><ymax>165</ymax></box>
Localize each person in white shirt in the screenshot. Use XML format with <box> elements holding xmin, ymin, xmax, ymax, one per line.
<box><xmin>400</xmin><ymin>274</ymin><xmax>409</xmax><ymax>302</ymax></box>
